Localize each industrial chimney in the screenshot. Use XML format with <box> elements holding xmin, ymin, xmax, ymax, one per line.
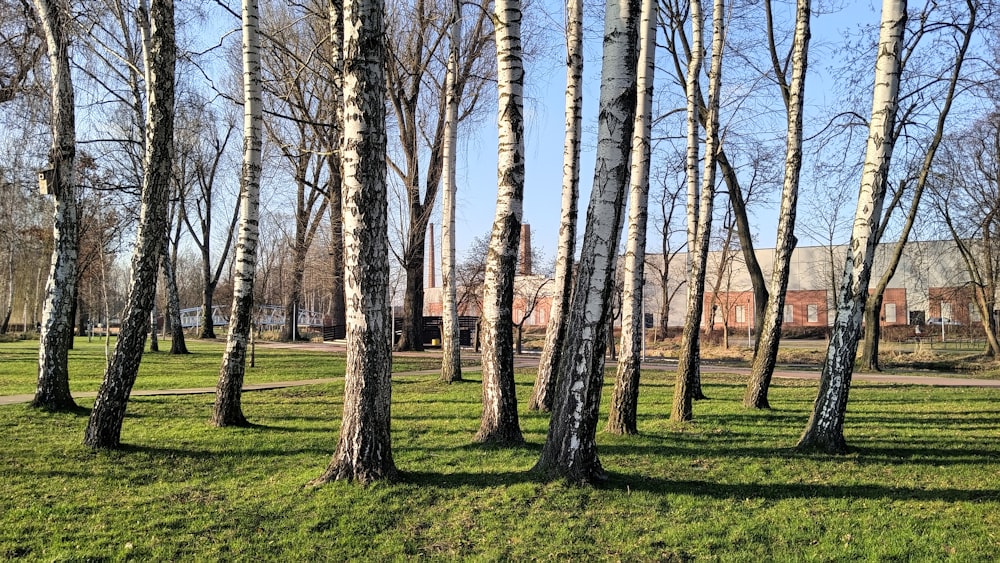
<box><xmin>519</xmin><ymin>224</ymin><xmax>532</xmax><ymax>276</ymax></box>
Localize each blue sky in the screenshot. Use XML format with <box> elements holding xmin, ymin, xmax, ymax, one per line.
<box><xmin>447</xmin><ymin>1</ymin><xmax>881</xmax><ymax>264</ymax></box>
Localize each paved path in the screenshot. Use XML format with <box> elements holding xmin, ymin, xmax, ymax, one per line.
<box><xmin>4</xmin><ymin>343</ymin><xmax>998</xmax><ymax>406</ymax></box>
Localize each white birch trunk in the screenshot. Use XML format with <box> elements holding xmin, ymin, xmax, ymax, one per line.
<box><xmin>744</xmin><ymin>0</ymin><xmax>811</xmax><ymax>409</ymax></box>
<box><xmin>607</xmin><ymin>0</ymin><xmax>657</xmax><ymax>435</ymax></box>
<box><xmin>475</xmin><ymin>0</ymin><xmax>525</xmax><ymax>445</ymax></box>
<box><xmin>672</xmin><ymin>0</ymin><xmax>724</xmax><ymax>422</ymax></box>
<box><xmin>797</xmin><ymin>0</ymin><xmax>906</xmax><ymax>453</ymax></box>
<box><xmin>534</xmin><ymin>0</ymin><xmax>639</xmax><ymax>483</ymax></box>
<box><xmin>84</xmin><ymin>0</ymin><xmax>175</xmax><ymax>448</ymax></box>
<box><xmin>440</xmin><ymin>0</ymin><xmax>463</xmax><ymax>383</ymax></box>
<box><xmin>683</xmin><ymin>0</ymin><xmax>703</xmax><ymax>299</ymax></box>
<box><xmin>313</xmin><ymin>0</ymin><xmax>397</xmax><ymax>483</ymax></box>
<box><xmin>529</xmin><ymin>0</ymin><xmax>583</xmax><ymax>412</ymax></box>
<box><xmin>32</xmin><ymin>0</ymin><xmax>79</xmax><ymax>411</ymax></box>
<box><xmin>212</xmin><ymin>0</ymin><xmax>263</xmax><ymax>427</ymax></box>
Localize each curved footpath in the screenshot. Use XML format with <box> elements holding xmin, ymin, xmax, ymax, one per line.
<box><xmin>4</xmin><ymin>342</ymin><xmax>999</xmax><ymax>406</ymax></box>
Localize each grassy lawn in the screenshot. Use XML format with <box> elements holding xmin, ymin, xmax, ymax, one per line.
<box><xmin>0</xmin><ymin>339</ymin><xmax>451</xmax><ymax>396</ymax></box>
<box><xmin>2</xmin><ymin>354</ymin><xmax>998</xmax><ymax>560</ymax></box>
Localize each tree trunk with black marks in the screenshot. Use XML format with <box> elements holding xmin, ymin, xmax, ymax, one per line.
<box><xmin>607</xmin><ymin>0</ymin><xmax>656</xmax><ymax>436</ymax></box>
<box><xmin>312</xmin><ymin>0</ymin><xmax>397</xmax><ymax>483</ymax></box>
<box><xmin>212</xmin><ymin>0</ymin><xmax>263</xmax><ymax>428</ymax></box>
<box><xmin>475</xmin><ymin>0</ymin><xmax>525</xmax><ymax>445</ymax></box>
<box><xmin>440</xmin><ymin>0</ymin><xmax>462</xmax><ymax>383</ymax></box>
<box><xmin>798</xmin><ymin>0</ymin><xmax>905</xmax><ymax>454</ymax></box>
<box><xmin>84</xmin><ymin>0</ymin><xmax>175</xmax><ymax>448</ymax></box>
<box><xmin>529</xmin><ymin>0</ymin><xmax>582</xmax><ymax>412</ymax></box>
<box><xmin>32</xmin><ymin>0</ymin><xmax>78</xmax><ymax>412</ymax></box>
<box><xmin>534</xmin><ymin>0</ymin><xmax>639</xmax><ymax>483</ymax></box>
<box><xmin>743</xmin><ymin>0</ymin><xmax>811</xmax><ymax>409</ymax></box>
<box><xmin>673</xmin><ymin>0</ymin><xmax>721</xmax><ymax>423</ymax></box>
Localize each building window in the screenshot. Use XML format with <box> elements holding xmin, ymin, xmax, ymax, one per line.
<box><xmin>969</xmin><ymin>303</ymin><xmax>981</xmax><ymax>322</ymax></box>
<box><xmin>784</xmin><ymin>304</ymin><xmax>794</xmax><ymax>324</ymax></box>
<box><xmin>736</xmin><ymin>305</ymin><xmax>745</xmax><ymax>324</ymax></box>
<box><xmin>807</xmin><ymin>304</ymin><xmax>818</xmax><ymax>323</ymax></box>
<box><xmin>941</xmin><ymin>302</ymin><xmax>953</xmax><ymax>322</ymax></box>
<box><xmin>885</xmin><ymin>303</ymin><xmax>896</xmax><ymax>323</ymax></box>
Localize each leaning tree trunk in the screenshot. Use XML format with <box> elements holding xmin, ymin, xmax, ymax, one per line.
<box><xmin>475</xmin><ymin>0</ymin><xmax>525</xmax><ymax>445</ymax></box>
<box><xmin>606</xmin><ymin>0</ymin><xmax>656</xmax><ymax>436</ymax></box>
<box><xmin>533</xmin><ymin>0</ymin><xmax>639</xmax><ymax>484</ymax></box>
<box><xmin>528</xmin><ymin>0</ymin><xmax>582</xmax><ymax>412</ymax></box>
<box><xmin>743</xmin><ymin>0</ymin><xmax>811</xmax><ymax>409</ymax></box>
<box><xmin>84</xmin><ymin>0</ymin><xmax>175</xmax><ymax>449</ymax></box>
<box><xmin>32</xmin><ymin>0</ymin><xmax>78</xmax><ymax>412</ymax></box>
<box><xmin>673</xmin><ymin>0</ymin><xmax>720</xmax><ymax>423</ymax></box>
<box><xmin>860</xmin><ymin>3</ymin><xmax>974</xmax><ymax>370</ymax></box>
<box><xmin>312</xmin><ymin>0</ymin><xmax>396</xmax><ymax>483</ymax></box>
<box><xmin>797</xmin><ymin>0</ymin><xmax>905</xmax><ymax>454</ymax></box>
<box><xmin>440</xmin><ymin>0</ymin><xmax>463</xmax><ymax>383</ymax></box>
<box><xmin>211</xmin><ymin>0</ymin><xmax>263</xmax><ymax>428</ymax></box>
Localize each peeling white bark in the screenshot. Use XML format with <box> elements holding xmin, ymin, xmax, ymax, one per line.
<box><xmin>798</xmin><ymin>0</ymin><xmax>906</xmax><ymax>453</ymax></box>
<box><xmin>744</xmin><ymin>0</ymin><xmax>811</xmax><ymax>409</ymax></box>
<box><xmin>440</xmin><ymin>0</ymin><xmax>463</xmax><ymax>383</ymax></box>
<box><xmin>84</xmin><ymin>0</ymin><xmax>175</xmax><ymax>448</ymax></box>
<box><xmin>530</xmin><ymin>0</ymin><xmax>583</xmax><ymax>412</ymax></box>
<box><xmin>213</xmin><ymin>0</ymin><xmax>263</xmax><ymax>427</ymax></box>
<box><xmin>535</xmin><ymin>0</ymin><xmax>639</xmax><ymax>483</ymax></box>
<box><xmin>476</xmin><ymin>0</ymin><xmax>525</xmax><ymax>445</ymax></box>
<box><xmin>608</xmin><ymin>0</ymin><xmax>657</xmax><ymax>435</ymax></box>
<box><xmin>314</xmin><ymin>0</ymin><xmax>397</xmax><ymax>483</ymax></box>
<box><xmin>33</xmin><ymin>0</ymin><xmax>78</xmax><ymax>411</ymax></box>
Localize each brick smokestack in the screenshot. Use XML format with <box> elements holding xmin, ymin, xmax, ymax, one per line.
<box><xmin>519</xmin><ymin>223</ymin><xmax>531</xmax><ymax>276</ymax></box>
<box><xmin>427</xmin><ymin>223</ymin><xmax>436</xmax><ymax>288</ymax></box>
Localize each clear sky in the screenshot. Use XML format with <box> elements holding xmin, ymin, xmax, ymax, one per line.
<box><xmin>446</xmin><ymin>1</ymin><xmax>881</xmax><ymax>266</ymax></box>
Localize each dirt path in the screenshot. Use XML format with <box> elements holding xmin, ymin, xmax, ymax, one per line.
<box><xmin>4</xmin><ymin>344</ymin><xmax>998</xmax><ymax>407</ymax></box>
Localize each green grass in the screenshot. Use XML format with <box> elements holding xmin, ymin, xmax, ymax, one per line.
<box><xmin>0</xmin><ymin>339</ymin><xmax>451</xmax><ymax>396</ymax></box>
<box><xmin>2</xmin><ymin>353</ymin><xmax>998</xmax><ymax>560</ymax></box>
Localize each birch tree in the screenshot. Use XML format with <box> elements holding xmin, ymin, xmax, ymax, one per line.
<box><xmin>672</xmin><ymin>0</ymin><xmax>723</xmax><ymax>423</ymax></box>
<box><xmin>528</xmin><ymin>0</ymin><xmax>583</xmax><ymax>412</ymax></box>
<box><xmin>797</xmin><ymin>0</ymin><xmax>906</xmax><ymax>454</ymax></box>
<box><xmin>32</xmin><ymin>0</ymin><xmax>79</xmax><ymax>412</ymax></box>
<box><xmin>742</xmin><ymin>0</ymin><xmax>811</xmax><ymax>409</ymax></box>
<box><xmin>859</xmin><ymin>0</ymin><xmax>977</xmax><ymax>371</ymax></box>
<box><xmin>311</xmin><ymin>0</ymin><xmax>397</xmax><ymax>483</ymax></box>
<box><xmin>533</xmin><ymin>0</ymin><xmax>639</xmax><ymax>483</ymax></box>
<box><xmin>475</xmin><ymin>0</ymin><xmax>525</xmax><ymax>445</ymax></box>
<box><xmin>606</xmin><ymin>0</ymin><xmax>657</xmax><ymax>436</ymax></box>
<box><xmin>440</xmin><ymin>0</ymin><xmax>462</xmax><ymax>382</ymax></box>
<box><xmin>212</xmin><ymin>0</ymin><xmax>263</xmax><ymax>427</ymax></box>
<box><xmin>84</xmin><ymin>0</ymin><xmax>175</xmax><ymax>448</ymax></box>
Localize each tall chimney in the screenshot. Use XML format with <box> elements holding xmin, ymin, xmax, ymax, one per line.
<box><xmin>427</xmin><ymin>223</ymin><xmax>436</xmax><ymax>288</ymax></box>
<box><xmin>519</xmin><ymin>224</ymin><xmax>532</xmax><ymax>276</ymax></box>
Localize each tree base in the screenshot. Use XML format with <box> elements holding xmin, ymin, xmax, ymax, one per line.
<box><xmin>309</xmin><ymin>461</ymin><xmax>398</xmax><ymax>486</ymax></box>
<box><xmin>30</xmin><ymin>395</ymin><xmax>78</xmax><ymax>412</ymax></box>
<box><xmin>532</xmin><ymin>458</ymin><xmax>609</xmax><ymax>486</ymax></box>
<box><xmin>473</xmin><ymin>426</ymin><xmax>524</xmax><ymax>446</ymax></box>
<box><xmin>210</xmin><ymin>412</ymin><xmax>250</xmax><ymax>428</ymax></box>
<box><xmin>795</xmin><ymin>430</ymin><xmax>848</xmax><ymax>455</ymax></box>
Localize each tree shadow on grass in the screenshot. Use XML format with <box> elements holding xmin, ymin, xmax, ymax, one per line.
<box><xmin>603</xmin><ymin>472</ymin><xmax>1000</xmax><ymax>503</ymax></box>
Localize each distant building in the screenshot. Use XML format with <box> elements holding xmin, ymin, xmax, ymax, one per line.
<box><xmin>423</xmin><ymin>238</ymin><xmax>997</xmax><ymax>331</ymax></box>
